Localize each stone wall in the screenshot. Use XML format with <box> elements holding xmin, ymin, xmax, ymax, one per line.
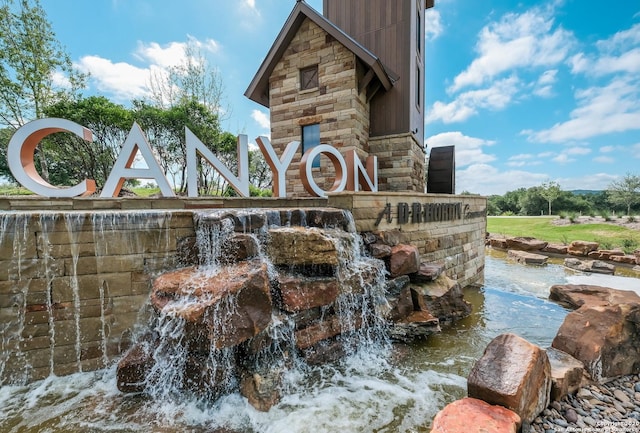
<box><xmin>327</xmin><ymin>192</ymin><xmax>487</xmax><ymax>289</ymax></box>
<box><xmin>369</xmin><ymin>133</ymin><xmax>426</xmax><ymax>193</ymax></box>
<box><xmin>269</xmin><ymin>17</ymin><xmax>371</xmax><ymax>197</ymax></box>
<box><xmin>0</xmin><ymin>193</ymin><xmax>486</xmax><ymax>384</ymax></box>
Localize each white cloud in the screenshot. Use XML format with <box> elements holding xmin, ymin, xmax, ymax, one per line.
<box><xmin>456</xmin><ymin>163</ymin><xmax>547</xmax><ymax>195</ymax></box>
<box><xmin>251</xmin><ymin>109</ymin><xmax>270</xmax><ymax>130</ymax></box>
<box><xmin>526</xmin><ymin>77</ymin><xmax>640</xmax><ymax>143</ymax></box>
<box><xmin>506</xmin><ymin>153</ymin><xmax>542</xmax><ymax>167</ymax></box>
<box><xmin>425</xmin><ymin>131</ymin><xmax>496</xmax><ymax>167</ymax></box>
<box><xmin>565</xmin><ymin>146</ymin><xmax>591</xmax><ymax>155</ymax></box>
<box><xmin>135</xmin><ymin>36</ymin><xmax>221</xmax><ymax>68</ymax></box>
<box><xmin>425</xmin><ymin>9</ymin><xmax>443</xmax><ymax>41</ymax></box>
<box><xmin>593</xmin><ymin>156</ymin><xmax>614</xmax><ymax>164</ymax></box>
<box><xmin>600</xmin><ymin>145</ymin><xmax>616</xmax><ymax>153</ymax></box>
<box><xmin>533</xmin><ymin>69</ymin><xmax>558</xmax><ymax>97</ymax></box>
<box><xmin>634</xmin><ymin>143</ymin><xmax>640</xmax><ymax>158</ymax></box>
<box><xmin>570</xmin><ymin>23</ymin><xmax>640</xmax><ymax>76</ymax></box>
<box><xmin>449</xmin><ymin>5</ymin><xmax>573</xmax><ymax>93</ymax></box>
<box><xmin>552</xmin><ymin>153</ymin><xmax>573</xmax><ymax>164</ymax></box>
<box><xmin>76</xmin><ymin>55</ymin><xmax>152</xmax><ymax>100</ymax></box>
<box><xmin>427</xmin><ymin>76</ymin><xmax>519</xmax><ymax>123</ymax></box>
<box><xmin>557</xmin><ymin>172</ymin><xmax>619</xmax><ymax>191</ymax></box>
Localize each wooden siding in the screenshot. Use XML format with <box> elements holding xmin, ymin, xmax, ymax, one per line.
<box><xmin>323</xmin><ymin>0</ymin><xmax>425</xmax><ymax>142</ymax></box>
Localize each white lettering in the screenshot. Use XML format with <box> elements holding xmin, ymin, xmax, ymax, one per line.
<box><xmin>255</xmin><ymin>136</ymin><xmax>299</xmax><ymax>198</ymax></box>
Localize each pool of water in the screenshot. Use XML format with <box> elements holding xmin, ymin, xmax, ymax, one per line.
<box><xmin>1</xmin><ymin>251</ymin><xmax>637</xmax><ymax>433</ymax></box>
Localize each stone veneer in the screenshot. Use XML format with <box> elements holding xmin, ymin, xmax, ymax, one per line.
<box><xmin>0</xmin><ymin>192</ymin><xmax>486</xmax><ymax>384</ymax></box>
<box><xmin>269</xmin><ymin>17</ymin><xmax>370</xmax><ymax>197</ymax></box>
<box><xmin>369</xmin><ymin>133</ymin><xmax>426</xmax><ymax>192</ymax></box>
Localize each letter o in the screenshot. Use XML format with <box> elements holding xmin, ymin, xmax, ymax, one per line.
<box><xmin>300</xmin><ymin>144</ymin><xmax>347</xmax><ymax>197</ymax></box>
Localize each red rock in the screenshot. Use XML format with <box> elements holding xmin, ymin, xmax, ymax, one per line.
<box><xmin>592</xmin><ymin>249</ymin><xmax>625</xmax><ymax>260</ymax></box>
<box><xmin>610</xmin><ymin>254</ymin><xmax>637</xmax><ymax>264</ymax></box>
<box><xmin>505</xmin><ymin>237</ymin><xmax>548</xmax><ymax>251</ymax></box>
<box><xmin>266</xmin><ymin>227</ymin><xmax>350</xmax><ymax>266</ymax></box>
<box><xmin>468</xmin><ymin>333</ymin><xmax>551</xmax><ymax>423</ymax></box>
<box><xmin>150</xmin><ymin>261</ymin><xmax>272</xmax><ymax>349</ymax></box>
<box><xmin>507</xmin><ymin>250</ymin><xmax>548</xmax><ymax>265</ymax></box>
<box><xmin>563</xmin><ymin>258</ymin><xmax>615</xmax><ymax>274</ymax></box>
<box><xmin>489</xmin><ymin>238</ymin><xmax>508</xmax><ymax>249</ymax></box>
<box><xmin>278</xmin><ymin>276</ymin><xmax>339</xmax><ymax>312</ymax></box>
<box><xmin>542</xmin><ymin>243</ymin><xmax>568</xmax><ymax>254</ymax></box>
<box><xmin>389</xmin><ymin>310</ymin><xmax>440</xmax><ymax>342</ymax></box>
<box><xmin>240</xmin><ymin>371</ymin><xmax>282</xmax><ymax>412</ymax></box>
<box><xmin>389</xmin><ymin>244</ymin><xmax>420</xmax><ymax>277</ymax></box>
<box><xmin>295</xmin><ymin>315</ymin><xmax>363</xmax><ymax>349</ymax></box>
<box><xmin>374</xmin><ymin>229</ymin><xmax>406</xmax><ymax>246</ymax></box>
<box><xmin>567</xmin><ymin>240</ymin><xmax>599</xmax><ymax>256</ymax></box>
<box><xmin>546</xmin><ymin>347</ymin><xmax>584</xmax><ymax>401</ymax></box>
<box><xmin>117</xmin><ymin>342</ymin><xmax>154</xmax><ymax>393</ymax></box>
<box><xmin>430</xmin><ymin>397</ymin><xmax>521</xmax><ymax>433</ymax></box>
<box><xmin>369</xmin><ymin>242</ymin><xmax>392</xmax><ymax>258</ymax></box>
<box><xmin>552</xmin><ymin>303</ymin><xmax>640</xmax><ymax>381</ymax></box>
<box><xmin>411</xmin><ymin>274</ymin><xmax>471</xmax><ymax>324</ymax></box>
<box><xmin>410</xmin><ymin>262</ymin><xmax>444</xmax><ymax>283</ymax></box>
<box><xmin>549</xmin><ymin>284</ymin><xmax>640</xmax><ymax>309</ymax></box>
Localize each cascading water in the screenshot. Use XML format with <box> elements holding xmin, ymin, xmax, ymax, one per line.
<box><xmin>129</xmin><ymin>208</ymin><xmax>392</xmax><ymax>411</ymax></box>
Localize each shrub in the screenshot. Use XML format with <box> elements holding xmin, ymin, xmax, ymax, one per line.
<box><xmin>558</xmin><ymin>212</ymin><xmax>566</xmax><ymax>220</ymax></box>
<box><xmin>560</xmin><ymin>234</ymin><xmax>570</xmax><ymax>246</ymax></box>
<box><xmin>501</xmin><ymin>211</ymin><xmax>515</xmax><ymax>216</ymax></box>
<box><xmin>600</xmin><ymin>210</ymin><xmax>612</xmax><ymax>221</ymax></box>
<box><xmin>627</xmin><ymin>215</ymin><xmax>636</xmax><ymax>223</ymax></box>
<box><xmin>568</xmin><ymin>212</ymin><xmax>578</xmax><ymax>223</ymax></box>
<box><xmin>622</xmin><ymin>238</ymin><xmax>638</xmax><ymax>254</ymax></box>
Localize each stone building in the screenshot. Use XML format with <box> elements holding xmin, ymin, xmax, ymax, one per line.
<box><xmin>245</xmin><ymin>0</ymin><xmax>434</xmax><ymax>197</ymax></box>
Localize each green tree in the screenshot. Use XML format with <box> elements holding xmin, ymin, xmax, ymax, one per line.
<box><xmin>607</xmin><ymin>173</ymin><xmax>640</xmax><ymax>216</ymax></box>
<box><xmin>43</xmin><ymin>96</ymin><xmax>133</xmax><ymax>188</ymax></box>
<box><xmin>0</xmin><ymin>0</ymin><xmax>86</xmax><ymax>181</ymax></box>
<box><xmin>539</xmin><ymin>181</ymin><xmax>561</xmax><ymax>216</ymax></box>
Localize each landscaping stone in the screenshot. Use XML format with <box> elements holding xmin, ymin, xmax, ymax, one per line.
<box><xmin>507</xmin><ymin>250</ymin><xmax>548</xmax><ymax>265</ymax></box>
<box><xmin>567</xmin><ymin>241</ymin><xmax>600</xmax><ymax>256</ymax></box>
<box><xmin>542</xmin><ymin>243</ymin><xmax>568</xmax><ymax>254</ymax></box>
<box><xmin>430</xmin><ymin>397</ymin><xmax>521</xmax><ymax>433</ymax></box>
<box><xmin>389</xmin><ymin>244</ymin><xmax>420</xmax><ymax>277</ymax></box>
<box><xmin>505</xmin><ymin>237</ymin><xmax>548</xmax><ymax>251</ymax></box>
<box><xmin>546</xmin><ymin>347</ymin><xmax>585</xmax><ymax>401</ymax></box>
<box><xmin>564</xmin><ymin>258</ymin><xmax>615</xmax><ymax>274</ymax></box>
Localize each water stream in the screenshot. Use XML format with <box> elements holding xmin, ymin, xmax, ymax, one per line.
<box><xmin>2</xmin><ymin>249</ymin><xmax>638</xmax><ymax>432</ymax></box>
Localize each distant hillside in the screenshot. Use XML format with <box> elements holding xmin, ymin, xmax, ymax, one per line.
<box><xmin>569</xmin><ymin>190</ymin><xmax>603</xmax><ymax>195</ymax></box>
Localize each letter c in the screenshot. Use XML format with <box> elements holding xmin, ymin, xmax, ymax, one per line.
<box><xmin>8</xmin><ymin>118</ymin><xmax>96</xmax><ymax>197</ymax></box>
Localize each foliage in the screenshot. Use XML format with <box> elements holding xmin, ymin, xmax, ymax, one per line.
<box><xmin>539</xmin><ymin>181</ymin><xmax>561</xmax><ymax>216</ymax></box>
<box><xmin>43</xmin><ymin>96</ymin><xmax>133</xmax><ymax>188</ymax></box>
<box><xmin>0</xmin><ymin>0</ymin><xmax>87</xmax><ymax>182</ymax></box>
<box><xmin>621</xmin><ymin>238</ymin><xmax>638</xmax><ymax>254</ymax></box>
<box><xmin>607</xmin><ymin>173</ymin><xmax>640</xmax><ymax>216</ymax></box>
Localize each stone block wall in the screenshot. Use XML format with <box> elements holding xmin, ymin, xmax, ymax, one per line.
<box><xmin>328</xmin><ymin>192</ymin><xmax>487</xmax><ymax>288</ymax></box>
<box><xmin>270</xmin><ymin>17</ymin><xmax>370</xmax><ymax>197</ymax></box>
<box><xmin>369</xmin><ymin>133</ymin><xmax>426</xmax><ymax>192</ymax></box>
<box><xmin>0</xmin><ymin>210</ymin><xmax>195</xmax><ymax>384</ymax></box>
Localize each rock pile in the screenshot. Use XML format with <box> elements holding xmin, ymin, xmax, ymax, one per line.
<box><xmin>116</xmin><ymin>208</ymin><xmax>473</xmax><ymax>411</ymax></box>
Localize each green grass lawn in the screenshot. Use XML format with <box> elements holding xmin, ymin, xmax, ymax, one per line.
<box><xmin>487</xmin><ymin>216</ymin><xmax>640</xmax><ymax>252</ymax></box>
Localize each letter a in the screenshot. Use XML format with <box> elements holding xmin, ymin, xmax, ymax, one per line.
<box><xmin>100</xmin><ymin>123</ymin><xmax>175</xmax><ymax>197</ymax></box>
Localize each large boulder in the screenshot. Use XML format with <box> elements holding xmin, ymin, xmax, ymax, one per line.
<box><xmin>150</xmin><ymin>261</ymin><xmax>272</xmax><ymax>349</ymax></box>
<box><xmin>467</xmin><ymin>333</ymin><xmax>551</xmax><ymax>423</ymax></box>
<box><xmin>507</xmin><ymin>250</ymin><xmax>548</xmax><ymax>265</ymax></box>
<box><xmin>389</xmin><ymin>244</ymin><xmax>420</xmax><ymax>277</ymax></box>
<box><xmin>549</xmin><ymin>284</ymin><xmax>640</xmax><ymax>309</ymax></box>
<box><xmin>266</xmin><ymin>227</ymin><xmax>351</xmax><ymax>266</ymax></box>
<box><xmin>551</xmin><ymin>303</ymin><xmax>640</xmax><ymax>382</ymax></box>
<box><xmin>277</xmin><ymin>275</ymin><xmax>339</xmax><ymax>312</ymax></box>
<box><xmin>430</xmin><ymin>397</ymin><xmax>521</xmax><ymax>433</ymax></box>
<box><xmin>410</xmin><ymin>262</ymin><xmax>444</xmax><ymax>283</ymax></box>
<box><xmin>542</xmin><ymin>243</ymin><xmax>568</xmax><ymax>255</ymax></box>
<box><xmin>567</xmin><ymin>240</ymin><xmax>599</xmax><ymax>256</ymax></box>
<box><xmin>488</xmin><ymin>237</ymin><xmax>508</xmax><ymax>249</ymax></box>
<box><xmin>389</xmin><ymin>310</ymin><xmax>440</xmax><ymax>342</ymax></box>
<box><xmin>546</xmin><ymin>347</ymin><xmax>585</xmax><ymax>401</ymax></box>
<box><xmin>116</xmin><ymin>341</ymin><xmax>154</xmax><ymax>393</ymax></box>
<box><xmin>610</xmin><ymin>254</ymin><xmax>638</xmax><ymax>264</ymax></box>
<box><xmin>564</xmin><ymin>258</ymin><xmax>615</xmax><ymax>274</ymax></box>
<box><xmin>411</xmin><ymin>274</ymin><xmax>471</xmax><ymax>324</ymax></box>
<box><xmin>505</xmin><ymin>237</ymin><xmax>548</xmax><ymax>251</ymax></box>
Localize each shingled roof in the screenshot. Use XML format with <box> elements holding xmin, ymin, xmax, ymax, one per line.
<box><xmin>244</xmin><ymin>0</ymin><xmax>395</xmax><ymax>108</ymax></box>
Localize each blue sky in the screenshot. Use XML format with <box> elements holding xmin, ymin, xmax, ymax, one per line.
<box><xmin>39</xmin><ymin>0</ymin><xmax>640</xmax><ymax>195</ymax></box>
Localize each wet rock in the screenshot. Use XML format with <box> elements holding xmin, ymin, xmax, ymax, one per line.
<box><xmin>505</xmin><ymin>237</ymin><xmax>548</xmax><ymax>251</ymax></box>
<box><xmin>383</xmin><ymin>281</ymin><xmax>414</xmax><ymax>322</ymax></box>
<box><xmin>549</xmin><ymin>284</ymin><xmax>640</xmax><ymax>310</ymax></box>
<box><xmin>546</xmin><ymin>347</ymin><xmax>585</xmax><ymax>401</ymax></box>
<box><xmin>567</xmin><ymin>241</ymin><xmax>600</xmax><ymax>257</ymax></box>
<box><xmin>369</xmin><ymin>242</ymin><xmax>391</xmax><ymax>259</ymax></box>
<box><xmin>301</xmin><ymin>338</ymin><xmax>346</xmax><ymax>365</ymax></box>
<box><xmin>226</xmin><ymin>234</ymin><xmax>259</xmax><ymax>262</ymax></box>
<box><xmin>542</xmin><ymin>243</ymin><xmax>568</xmax><ymax>255</ymax></box>
<box><xmin>468</xmin><ymin>333</ymin><xmax>552</xmax><ymax>423</ymax></box>
<box><xmin>430</xmin><ymin>397</ymin><xmax>521</xmax><ymax>433</ymax></box>
<box><xmin>410</xmin><ymin>262</ymin><xmax>444</xmax><ymax>283</ymax></box>
<box><xmin>411</xmin><ymin>274</ymin><xmax>472</xmax><ymax>324</ymax></box>
<box><xmin>117</xmin><ymin>341</ymin><xmax>155</xmax><ymax>393</ymax></box>
<box><xmin>374</xmin><ymin>229</ymin><xmax>406</xmax><ymax>247</ymax></box>
<box><xmin>389</xmin><ymin>244</ymin><xmax>420</xmax><ymax>277</ymax></box>
<box><xmin>294</xmin><ymin>314</ymin><xmax>362</xmax><ymax>350</ymax></box>
<box><xmin>150</xmin><ymin>261</ymin><xmax>272</xmax><ymax>349</ymax></box>
<box><xmin>240</xmin><ymin>370</ymin><xmax>282</xmax><ymax>412</ymax></box>
<box><xmin>552</xmin><ymin>303</ymin><xmax>640</xmax><ymax>382</ymax></box>
<box><xmin>389</xmin><ymin>310</ymin><xmax>440</xmax><ymax>342</ymax></box>
<box><xmin>563</xmin><ymin>258</ymin><xmax>615</xmax><ymax>274</ymax></box>
<box><xmin>267</xmin><ymin>227</ymin><xmax>351</xmax><ymax>266</ymax></box>
<box><xmin>507</xmin><ymin>250</ymin><xmax>548</xmax><ymax>266</ymax></box>
<box><xmin>277</xmin><ymin>275</ymin><xmax>339</xmax><ymax>312</ymax></box>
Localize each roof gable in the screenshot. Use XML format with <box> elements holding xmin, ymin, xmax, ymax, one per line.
<box><xmin>244</xmin><ymin>1</ymin><xmax>394</xmax><ymax>108</ymax></box>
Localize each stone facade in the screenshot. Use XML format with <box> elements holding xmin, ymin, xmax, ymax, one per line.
<box><xmin>369</xmin><ymin>133</ymin><xmax>426</xmax><ymax>192</ymax></box>
<box><xmin>270</xmin><ymin>18</ymin><xmax>370</xmax><ymax>197</ymax></box>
